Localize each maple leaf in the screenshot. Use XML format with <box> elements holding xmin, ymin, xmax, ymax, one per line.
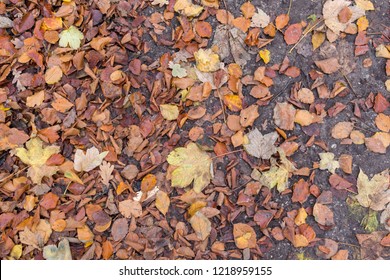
<box><xmin>319</xmin><ymin>152</ymin><xmax>340</xmax><ymax>174</ymax></box>
<box><xmin>43</xmin><ymin>239</ymin><xmax>72</xmax><ymax>260</ymax></box>
<box><xmin>194</xmin><ymin>48</ymin><xmax>220</xmax><ymax>72</ymax></box>
<box><xmin>14</xmin><ymin>137</ymin><xmax>60</xmax><ymax>184</ymax></box>
<box><xmin>251</xmin><ymin>149</ymin><xmax>295</xmax><ymax>192</ymax></box>
<box><xmin>59</xmin><ymin>25</ymin><xmax>84</xmax><ymax>49</ymax></box>
<box><xmin>99</xmin><ymin>161</ymin><xmax>114</xmax><ymax>186</ymax></box>
<box><xmin>243</xmin><ymin>129</ymin><xmax>278</xmax><ymax>159</ymax></box>
<box><xmin>73</xmin><ymin>147</ymin><xmax>108</xmax><ymax>172</ymax></box>
<box><xmin>355</xmin><ymin>169</ymin><xmax>390</xmax><ymax>211</ymax></box>
<box><xmin>167</xmin><ymin>142</ymin><xmax>213</xmax><ymax>193</ymax></box>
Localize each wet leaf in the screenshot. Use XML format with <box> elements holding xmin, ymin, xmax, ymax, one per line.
<box><xmin>167</xmin><ymin>142</ymin><xmax>212</xmax><ymax>193</ymax></box>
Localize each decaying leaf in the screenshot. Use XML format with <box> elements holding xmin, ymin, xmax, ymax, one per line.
<box><xmin>355</xmin><ymin>169</ymin><xmax>390</xmax><ymax>211</ymax></box>
<box><xmin>233</xmin><ymin>223</ymin><xmax>257</xmax><ymax>249</ymax></box>
<box><xmin>167</xmin><ymin>142</ymin><xmax>213</xmax><ymax>193</ymax></box>
<box><xmin>59</xmin><ymin>25</ymin><xmax>84</xmax><ymax>49</ymax></box>
<box><xmin>0</xmin><ymin>124</ymin><xmax>29</xmax><ymax>151</ymax></box>
<box><xmin>43</xmin><ymin>239</ymin><xmax>72</xmax><ymax>260</ymax></box>
<box><xmin>189</xmin><ymin>211</ymin><xmax>211</xmax><ymax>241</ymax></box>
<box><xmin>250</xmin><ymin>8</ymin><xmax>270</xmax><ymax>28</ymax></box>
<box><xmin>251</xmin><ymin>149</ymin><xmax>296</xmax><ymax>192</ymax></box>
<box><xmin>319</xmin><ymin>152</ymin><xmax>340</xmax><ymax>174</ymax></box>
<box><xmin>14</xmin><ymin>138</ymin><xmax>60</xmax><ymax>184</ymax></box>
<box><xmin>73</xmin><ymin>147</ymin><xmax>109</xmax><ymax>172</ymax></box>
<box><xmin>243</xmin><ymin>128</ymin><xmax>278</xmax><ymax>159</ymax></box>
<box><xmin>170</xmin><ymin>63</ymin><xmax>188</xmax><ymax>78</ymax></box>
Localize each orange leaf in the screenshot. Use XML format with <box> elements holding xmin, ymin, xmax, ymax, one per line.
<box><xmin>275</xmin><ymin>14</ymin><xmax>289</xmax><ymax>30</ymax></box>
<box><xmin>240</xmin><ymin>2</ymin><xmax>256</xmax><ymax>19</ymax></box>
<box><xmin>102</xmin><ymin>240</ymin><xmax>113</xmax><ymax>260</ymax></box>
<box><xmin>223</xmin><ymin>94</ymin><xmax>242</xmax><ymax>112</ymax></box>
<box><xmin>45</xmin><ymin>66</ymin><xmax>63</xmax><ymax>84</ymax></box>
<box><xmin>141</xmin><ymin>174</ymin><xmax>157</xmax><ymax>192</ymax></box>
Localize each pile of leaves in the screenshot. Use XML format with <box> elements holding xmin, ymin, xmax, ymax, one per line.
<box><xmin>0</xmin><ymin>0</ymin><xmax>389</xmax><ymax>260</ymax></box>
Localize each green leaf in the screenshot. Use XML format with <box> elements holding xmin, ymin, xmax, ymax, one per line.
<box><xmin>171</xmin><ymin>64</ymin><xmax>188</xmax><ymax>78</ymax></box>
<box><xmin>361</xmin><ymin>210</ymin><xmax>379</xmax><ymax>233</ymax></box>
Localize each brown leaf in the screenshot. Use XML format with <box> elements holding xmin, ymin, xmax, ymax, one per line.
<box><xmin>313</xmin><ymin>203</ymin><xmax>335</xmax><ymax>229</ymax></box>
<box><xmin>331</xmin><ymin>121</ymin><xmax>354</xmax><ymax>139</ymax></box>
<box><xmin>111</xmin><ymin>218</ymin><xmax>128</xmax><ymax>242</ymax></box>
<box><xmin>0</xmin><ymin>124</ymin><xmax>29</xmax><ymax>151</ymax></box>
<box><xmin>240</xmin><ymin>105</ymin><xmax>259</xmax><ymax>127</ymax></box>
<box><xmin>119</xmin><ymin>200</ymin><xmax>142</xmax><ymax>218</ymax></box>
<box><xmin>374</xmin><ymin>93</ymin><xmax>390</xmax><ymax>113</ymax></box>
<box><xmin>189</xmin><ymin>211</ymin><xmax>211</xmax><ymax>241</ymax></box>
<box><xmin>273</xmin><ymin>102</ymin><xmax>296</xmax><ymax>130</ymax></box>
<box><xmin>284</xmin><ymin>23</ymin><xmax>302</xmax><ymax>45</ymax></box>
<box><xmin>233</xmin><ymin>223</ymin><xmax>257</xmax><ymax>249</ymax></box>
<box><xmin>102</xmin><ymin>240</ymin><xmax>113</xmax><ymax>260</ymax></box>
<box><xmin>329</xmin><ymin>174</ymin><xmax>353</xmax><ymax>190</ymax></box>
<box><xmin>365</xmin><ymin>137</ymin><xmax>386</xmax><ymax>154</ymax></box>
<box><xmin>315</xmin><ymin>58</ymin><xmax>341</xmax><ymax>74</ymax></box>
<box><xmin>338</xmin><ymin>154</ymin><xmax>352</xmax><ymax>174</ymax></box>
<box><xmin>195</xmin><ymin>21</ymin><xmax>212</xmax><ymax>38</ymax></box>
<box><xmin>254</xmin><ymin>210</ymin><xmax>274</xmax><ymax>229</ymax></box>
<box><xmin>292</xmin><ymin>179</ymin><xmax>310</xmax><ymax>203</ymax></box>
<box><xmin>155</xmin><ymin>190</ymin><xmax>170</xmax><ymax>215</ymax></box>
<box><xmin>275</xmin><ymin>14</ymin><xmax>289</xmax><ymax>30</ymax></box>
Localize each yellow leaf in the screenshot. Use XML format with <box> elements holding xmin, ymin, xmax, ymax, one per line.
<box><xmin>14</xmin><ymin>138</ymin><xmax>60</xmax><ymax>184</ymax></box>
<box><xmin>251</xmin><ymin>149</ymin><xmax>295</xmax><ymax>192</ymax></box>
<box><xmin>77</xmin><ymin>225</ymin><xmax>94</xmax><ymax>244</ymax></box>
<box><xmin>189</xmin><ymin>211</ymin><xmax>211</xmax><ymax>241</ymax></box>
<box><xmin>9</xmin><ymin>245</ymin><xmax>22</xmax><ymax>260</ymax></box>
<box><xmin>188</xmin><ymin>200</ymin><xmax>207</xmax><ymax>217</ymax></box>
<box><xmin>194</xmin><ymin>48</ymin><xmax>220</xmax><ymax>72</ymax></box>
<box><xmin>167</xmin><ymin>142</ymin><xmax>212</xmax><ymax>193</ymax></box>
<box><xmin>376</xmin><ymin>44</ymin><xmax>390</xmax><ymax>59</ymax></box>
<box><xmin>259</xmin><ymin>49</ymin><xmax>271</xmax><ymax>64</ymax></box>
<box><xmin>160</xmin><ymin>104</ymin><xmax>179</xmax><ymax>120</ymax></box>
<box><xmin>293</xmin><ymin>234</ymin><xmax>309</xmax><ymax>247</ymax></box>
<box><xmin>59</xmin><ymin>25</ymin><xmax>84</xmax><ymax>49</ymax></box>
<box><xmin>355</xmin><ymin>0</ymin><xmax>374</xmax><ymax>10</ymax></box>
<box><xmin>42</xmin><ymin>17</ymin><xmax>63</xmax><ymax>31</ymax></box>
<box><xmin>223</xmin><ymin>94</ymin><xmax>242</xmax><ymax>112</ymax></box>
<box><xmin>319</xmin><ymin>152</ymin><xmax>340</xmax><ymax>174</ymax></box>
<box><xmin>312</xmin><ymin>31</ymin><xmax>325</xmax><ymax>50</ymax></box>
<box><xmin>355</xmin><ymin>169</ymin><xmax>389</xmax><ymax>211</ymax></box>
<box><xmin>174</xmin><ymin>0</ymin><xmax>203</xmax><ymax>18</ymax></box>
<box><xmin>357</xmin><ymin>16</ymin><xmax>369</xmax><ymax>32</ymax></box>
<box><xmin>295</xmin><ymin>208</ymin><xmax>308</xmax><ymax>226</ymax></box>
<box><xmin>45</xmin><ymin>65</ymin><xmax>63</xmax><ymax>85</ymax></box>
<box><xmin>64</xmin><ymin>170</ymin><xmax>84</xmax><ymax>185</ymax></box>
<box><xmin>155</xmin><ymin>190</ymin><xmax>170</xmax><ymax>215</ymax></box>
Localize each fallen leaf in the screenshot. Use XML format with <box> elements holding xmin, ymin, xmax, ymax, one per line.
<box><xmin>155</xmin><ymin>190</ymin><xmax>170</xmax><ymax>215</ymax></box>
<box><xmin>77</xmin><ymin>225</ymin><xmax>94</xmax><ymax>244</ymax></box>
<box><xmin>254</xmin><ymin>210</ymin><xmax>274</xmax><ymax>229</ymax></box>
<box><xmin>73</xmin><ymin>147</ymin><xmax>109</xmax><ymax>172</ymax></box>
<box><xmin>315</xmin><ymin>58</ymin><xmax>341</xmax><ymax>74</ymax></box>
<box><xmin>338</xmin><ymin>154</ymin><xmax>353</xmax><ymax>174</ymax></box>
<box><xmin>331</xmin><ymin>121</ymin><xmax>354</xmax><ymax>139</ymax></box>
<box><xmin>357</xmin><ymin>16</ymin><xmax>369</xmax><ymax>32</ymax></box>
<box><xmin>240</xmin><ymin>105</ymin><xmax>259</xmax><ymax>127</ymax></box>
<box><xmin>111</xmin><ymin>218</ymin><xmax>128</xmax><ymax>242</ymax></box>
<box><xmin>240</xmin><ymin>2</ymin><xmax>256</xmax><ymax>19</ymax></box>
<box><xmin>284</xmin><ymin>23</ymin><xmax>302</xmax><ymax>45</ymax></box>
<box><xmin>365</xmin><ymin>137</ymin><xmax>386</xmax><ymax>154</ymax></box>
<box><xmin>160</xmin><ymin>104</ymin><xmax>179</xmax><ymax>120</ymax></box>
<box><xmin>355</xmin><ymin>169</ymin><xmax>389</xmax><ymax>211</ymax></box>
<box><xmin>171</xmin><ymin>63</ymin><xmax>187</xmax><ymax>78</ymax></box>
<box><xmin>375</xmin><ymin>44</ymin><xmax>390</xmax><ymax>59</ymax></box>
<box><xmin>9</xmin><ymin>245</ymin><xmax>22</xmax><ymax>260</ymax></box>
<box><xmin>319</xmin><ymin>152</ymin><xmax>340</xmax><ymax>174</ymax></box>
<box><xmin>45</xmin><ymin>66</ymin><xmax>63</xmax><ymax>85</ymax></box>
<box><xmin>295</xmin><ymin>208</ymin><xmax>308</xmax><ymax>226</ymax></box>
<box><xmin>297</xmin><ymin>88</ymin><xmax>315</xmax><ymax>104</ymax></box>
<box><xmin>292</xmin><ymin>179</ymin><xmax>310</xmax><ymax>204</ymax></box>
<box><xmin>329</xmin><ymin>174</ymin><xmax>353</xmax><ymax>190</ymax></box>
<box><xmin>312</xmin><ymin>31</ymin><xmax>326</xmax><ymax>50</ymax></box>
<box><xmin>26</xmin><ymin>90</ymin><xmax>45</xmax><ymax>107</ymax></box>
<box><xmin>243</xmin><ymin>128</ymin><xmax>278</xmax><ymax>159</ymax></box>
<box><xmin>233</xmin><ymin>223</ymin><xmax>257</xmax><ymax>249</ymax></box>
<box><xmin>259</xmin><ymin>49</ymin><xmax>271</xmax><ymax>64</ymax></box>
<box><xmin>0</xmin><ymin>124</ymin><xmax>29</xmax><ymax>151</ymax></box>
<box><xmin>313</xmin><ymin>203</ymin><xmax>335</xmax><ymax>228</ymax></box>
<box><xmin>375</xmin><ymin>113</ymin><xmax>390</xmax><ymax>132</ymax></box>
<box><xmin>275</xmin><ymin>14</ymin><xmax>289</xmax><ymax>29</ymax></box>
<box><xmin>250</xmin><ymin>8</ymin><xmax>270</xmax><ymax>28</ymax></box>
<box><xmin>274</xmin><ymin>102</ymin><xmax>296</xmax><ymax>130</ymax></box>
<box><xmin>167</xmin><ymin>142</ymin><xmax>212</xmax><ymax>193</ymax></box>
<box><xmin>194</xmin><ymin>48</ymin><xmax>220</xmax><ymax>72</ymax></box>
<box><xmin>59</xmin><ymin>25</ymin><xmax>84</xmax><ymax>49</ymax></box>
<box><xmin>174</xmin><ymin>0</ymin><xmax>203</xmax><ymax>17</ymax></box>
<box><xmin>43</xmin><ymin>239</ymin><xmax>72</xmax><ymax>260</ymax></box>
<box><xmin>119</xmin><ymin>200</ymin><xmax>142</xmax><ymax>218</ymax></box>
<box><xmin>14</xmin><ymin>138</ymin><xmax>60</xmax><ymax>184</ymax></box>
<box><xmin>141</xmin><ymin>174</ymin><xmax>157</xmax><ymax>193</ymax></box>
<box><xmin>102</xmin><ymin>240</ymin><xmax>113</xmax><ymax>260</ymax></box>
<box><xmin>189</xmin><ymin>211</ymin><xmax>211</xmax><ymax>241</ymax></box>
<box><xmin>355</xmin><ymin>0</ymin><xmax>374</xmax><ymax>10</ymax></box>
<box><xmin>99</xmin><ymin>161</ymin><xmax>114</xmax><ymax>186</ymax></box>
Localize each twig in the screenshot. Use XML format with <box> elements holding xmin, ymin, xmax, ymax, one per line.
<box><xmin>211</xmin><ymin>149</ymin><xmax>243</xmax><ymax>160</ymax></box>
<box><xmin>216</xmin><ymin>88</ymin><xmax>227</xmax><ymax>123</ymax></box>
<box><xmin>0</xmin><ymin>166</ymin><xmax>28</xmax><ymax>187</ymax></box>
<box><xmin>341</xmin><ymin>71</ymin><xmax>358</xmax><ymax>97</ymax></box>
<box><xmin>287</xmin><ymin>0</ymin><xmax>293</xmax><ymax>16</ymax></box>
<box><xmin>289</xmin><ymin>19</ymin><xmax>324</xmax><ymax>53</ymax></box>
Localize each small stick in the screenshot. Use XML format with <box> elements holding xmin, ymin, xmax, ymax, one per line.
<box><xmin>0</xmin><ymin>166</ymin><xmax>28</xmax><ymax>186</ymax></box>
<box><xmin>289</xmin><ymin>19</ymin><xmax>324</xmax><ymax>53</ymax></box>
<box><xmin>287</xmin><ymin>0</ymin><xmax>293</xmax><ymax>16</ymax></box>
<box><xmin>216</xmin><ymin>88</ymin><xmax>227</xmax><ymax>123</ymax></box>
<box><xmin>211</xmin><ymin>149</ymin><xmax>243</xmax><ymax>160</ymax></box>
<box><xmin>341</xmin><ymin>71</ymin><xmax>358</xmax><ymax>97</ymax></box>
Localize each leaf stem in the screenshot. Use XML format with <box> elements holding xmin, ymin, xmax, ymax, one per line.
<box><xmin>288</xmin><ymin>19</ymin><xmax>324</xmax><ymax>53</ymax></box>
<box><xmin>211</xmin><ymin>149</ymin><xmax>243</xmax><ymax>160</ymax></box>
